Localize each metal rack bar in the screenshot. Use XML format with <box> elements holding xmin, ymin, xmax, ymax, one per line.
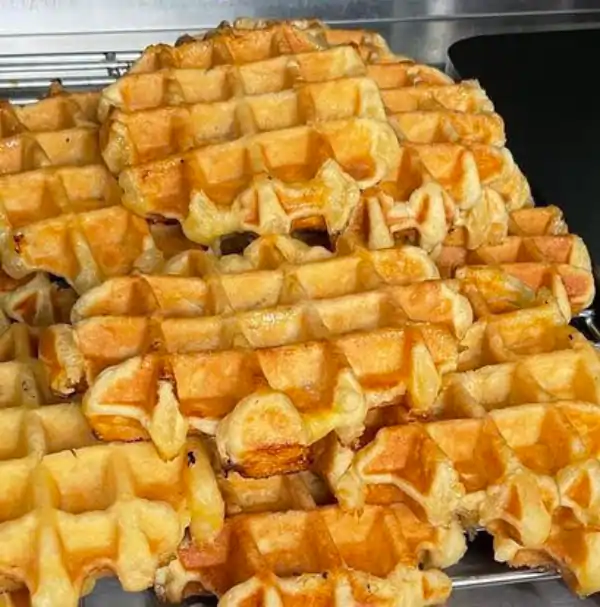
<box><xmin>452</xmin><ymin>568</ymin><xmax>560</xmax><ymax>590</ymax></box>
<box><xmin>0</xmin><ymin>50</ymin><xmax>139</xmax><ymax>98</ymax></box>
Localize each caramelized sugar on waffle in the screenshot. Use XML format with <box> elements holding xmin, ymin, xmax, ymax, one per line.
<box><xmin>155</xmin><ymin>503</ymin><xmax>465</xmax><ymax>604</ymax></box>
<box><xmin>41</xmin><ymin>236</ymin><xmax>457</xmax><ymax>392</ymax></box>
<box><xmin>0</xmin><ymin>85</ymin><xmax>101</xmax><ymax>176</ymax></box>
<box><xmin>0</xmin><ymin>88</ymin><xmax>168</xmax><ymax>295</ymax></box>
<box><xmin>98</xmin><ymin>17</ymin><xmax>529</xmax><ymax>254</ymax></box>
<box><xmin>0</xmin><ymin>163</ymin><xmax>162</xmax><ymax>294</ymax></box>
<box><xmin>437</xmin><ymin>205</ymin><xmax>590</xmax><ymax>275</ymax></box>
<box><xmin>101</xmin><ymin>28</ymin><xmax>400</xmax><ymax>245</ymax></box>
<box><xmin>316</xmin><ymin>338</ymin><xmax>600</xmax><ymax>594</ymax></box>
<box><xmin>34</xmin><ymin>235</ymin><xmax>587</xmax><ymax>477</ymax></box>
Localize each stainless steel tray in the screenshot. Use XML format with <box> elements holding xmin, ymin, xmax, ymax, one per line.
<box><xmin>2</xmin><ymin>39</ymin><xmax>600</xmax><ymax>607</ymax></box>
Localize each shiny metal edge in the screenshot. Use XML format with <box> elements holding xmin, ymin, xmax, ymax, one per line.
<box><xmin>2</xmin><ymin>0</ymin><xmax>600</xmax><ymax>36</ymax></box>
<box><xmin>2</xmin><ymin>6</ymin><xmax>600</xmax><ymax>71</ymax></box>
<box><xmin>452</xmin><ymin>568</ymin><xmax>560</xmax><ymax>590</ymax></box>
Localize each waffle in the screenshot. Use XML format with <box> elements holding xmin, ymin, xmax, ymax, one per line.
<box><xmin>0</xmin><ymin>398</ymin><xmax>229</xmax><ymax>606</ymax></box>
<box><xmin>0</xmin><ymin>88</ymin><xmax>101</xmax><ymax>176</ymax></box>
<box><xmin>0</xmin><ymin>272</ymin><xmax>76</xmax><ymax>327</ymax></box>
<box><xmin>2</xmin><ymin>18</ymin><xmax>598</xmax><ymax>607</ymax></box>
<box><xmin>101</xmin><ymin>75</ymin><xmax>388</xmax><ymax>173</ymax></box>
<box><xmin>456</xmin><ymin>263</ymin><xmax>594</xmax><ymax>315</ymax></box>
<box><xmin>118</xmin><ymin>115</ymin><xmax>398</xmax><ymax>245</ymax></box>
<box><xmin>0</xmin><ymin>318</ymin><xmax>231</xmax><ymax>605</ymax></box>
<box><xmin>215</xmin><ymin>567</ymin><xmax>451</xmax><ymax>607</ymax></box>
<box><xmin>40</xmin><ymin>240</ymin><xmax>457</xmax><ymax>392</ymax></box>
<box><xmin>80</xmin><ymin>300</ymin><xmax>572</xmax><ymax>473</ymax></box>
<box><xmin>433</xmin><ymin>203</ymin><xmax>594</xmax><ymax>315</ymax></box>
<box><xmin>102</xmin><ymin>26</ymin><xmax>399</xmax><ymax>246</ymax></box>
<box><xmin>74</xmin><ymin>276</ymin><xmax>575</xmax><ymax>472</ymax></box>
<box><xmin>0</xmin><ymin>87</ymin><xmax>99</xmax><ymax>136</ymax></box>
<box><xmin>0</xmin><ymin>164</ymin><xmax>163</xmax><ymax>293</ymax></box>
<box><xmin>162</xmin><ymin>233</ymin><xmax>333</xmax><ymax>278</ymax></box>
<box><xmin>359</xmin><ymin>143</ymin><xmax>531</xmax><ymax>253</ymax></box>
<box><xmin>43</xmin><ymin>233</ymin><xmax>581</xmax><ymax>385</ymax></box>
<box><xmin>100</xmin><ymin>63</ymin><xmax>502</xmax><ymax>173</ymax></box>
<box><xmin>0</xmin><ymin>83</ymin><xmax>170</xmax><ymax>294</ymax></box>
<box><xmin>316</xmin><ymin>338</ymin><xmax>600</xmax><ymax>594</ymax></box>
<box><xmin>438</xmin><ymin>232</ymin><xmax>589</xmax><ymax>275</ymax></box>
<box><xmin>155</xmin><ymin>503</ymin><xmax>465</xmax><ymax>603</ymax></box>
<box><xmin>35</xmin><ymin>228</ymin><xmax>586</xmax><ymax>472</ymax></box>
<box><xmin>129</xmin><ymin>19</ymin><xmax>338</xmax><ymax>74</ymax></box>
<box><xmin>99</xmin><ymin>18</ymin><xmax>525</xmax><ymax>253</ymax></box>
<box><xmin>0</xmin><ymin>321</ymin><xmax>38</xmax><ymax>363</ymax></box>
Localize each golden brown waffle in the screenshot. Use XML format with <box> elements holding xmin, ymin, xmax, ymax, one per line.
<box><xmin>100</xmin><ymin>62</ymin><xmax>502</xmax><ymax>173</ymax></box>
<box><xmin>0</xmin><ymin>126</ymin><xmax>100</xmax><ymax>176</ymax></box>
<box><xmin>78</xmin><ymin>302</ymin><xmax>570</xmax><ymax>474</ymax></box>
<box><xmin>0</xmin><ymin>271</ymin><xmax>76</xmax><ymax>327</ymax></box>
<box><xmin>456</xmin><ymin>263</ymin><xmax>594</xmax><ymax>315</ymax></box>
<box><xmin>218</xmin><ymin>470</ymin><xmax>332</xmax><ymax>516</ymax></box>
<box><xmin>0</xmin><ymin>88</ymin><xmax>99</xmax><ymax>137</ymax></box>
<box><xmin>162</xmin><ymin>233</ymin><xmax>333</xmax><ymax>277</ymax></box>
<box><xmin>101</xmin><ymin>74</ymin><xmax>388</xmax><ymax>173</ymax></box>
<box><xmin>156</xmin><ymin>434</ymin><xmax>336</xmax><ymax>603</ymax></box>
<box><xmin>0</xmin><ymin>319</ymin><xmax>229</xmax><ymax>605</ymax></box>
<box><xmin>100</xmin><ymin>19</ymin><xmax>524</xmax><ymax>253</ymax></box>
<box><xmin>155</xmin><ymin>503</ymin><xmax>464</xmax><ymax>603</ymax></box>
<box><xmin>0</xmin><ymin>164</ymin><xmax>163</xmax><ymax>293</ymax></box>
<box><xmin>358</xmin><ymin>142</ymin><xmax>531</xmax><ymax>253</ymax></box>
<box><xmin>0</xmin><ymin>83</ymin><xmax>171</xmax><ymax>295</ymax></box>
<box><xmin>36</xmin><ymin>234</ymin><xmax>584</xmax><ymax>473</ymax></box>
<box><xmin>129</xmin><ymin>18</ymin><xmax>334</xmax><ymax>74</ymax></box>
<box><xmin>117</xmin><ymin>115</ymin><xmax>398</xmax><ymax>246</ymax></box>
<box><xmin>432</xmin><ymin>204</ymin><xmax>595</xmax><ymax>315</ymax></box>
<box><xmin>2</xmin><ymin>20</ymin><xmax>596</xmax><ymax>606</ymax></box>
<box><xmin>438</xmin><ymin>233</ymin><xmax>590</xmax><ymax>275</ymax></box>
<box><xmin>101</xmin><ymin>41</ymin><xmax>367</xmax><ymax>117</ymax></box>
<box><xmin>366</xmin><ymin>59</ymin><xmax>504</xmax><ymax>147</ymax></box>
<box><xmin>214</xmin><ymin>567</ymin><xmax>451</xmax><ymax>607</ymax></box>
<box><xmin>79</xmin><ymin>322</ymin><xmax>459</xmax><ymax>468</ymax></box>
<box><xmin>100</xmin><ymin>25</ymin><xmax>395</xmax><ymax>247</ymax></box>
<box><xmin>0</xmin><ymin>414</ymin><xmax>230</xmax><ymax>606</ymax></box>
<box><xmin>43</xmin><ymin>235</ymin><xmax>580</xmax><ymax>386</ymax></box>
<box><xmin>0</xmin><ymin>88</ymin><xmax>101</xmax><ymax>176</ymax></box>
<box><xmin>316</xmin><ymin>338</ymin><xmax>600</xmax><ymax>594</ymax></box>
<box><xmin>40</xmin><ymin>240</ymin><xmax>455</xmax><ymax>391</ymax></box>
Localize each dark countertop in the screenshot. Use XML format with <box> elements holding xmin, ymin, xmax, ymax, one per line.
<box><xmin>448</xmin><ymin>29</ymin><xmax>600</xmax><ymax>265</ymax></box>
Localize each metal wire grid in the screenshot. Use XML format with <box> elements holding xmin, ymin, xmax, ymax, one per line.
<box><xmin>0</xmin><ymin>51</ymin><xmax>138</xmax><ymax>101</ymax></box>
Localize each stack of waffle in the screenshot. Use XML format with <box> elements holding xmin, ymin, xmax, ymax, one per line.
<box><xmin>0</xmin><ymin>84</ymin><xmax>166</xmax><ymax>307</ymax></box>
<box><xmin>0</xmin><ymin>15</ymin><xmax>599</xmax><ymax>607</ymax></box>
<box><xmin>99</xmin><ymin>17</ymin><xmax>530</xmax><ymax>255</ymax></box>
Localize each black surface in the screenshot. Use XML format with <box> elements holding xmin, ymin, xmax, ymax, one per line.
<box><xmin>448</xmin><ymin>29</ymin><xmax>600</xmax><ymax>265</ymax></box>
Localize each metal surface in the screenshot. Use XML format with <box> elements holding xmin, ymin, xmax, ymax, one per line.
<box><xmin>1</xmin><ymin>0</ymin><xmax>600</xmax><ymax>67</ymax></box>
